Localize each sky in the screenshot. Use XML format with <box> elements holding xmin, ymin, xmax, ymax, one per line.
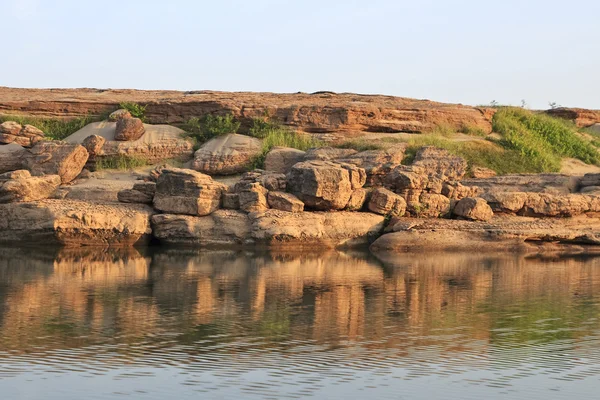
<box><xmin>1</xmin><ymin>0</ymin><xmax>599</xmax><ymax>109</ymax></box>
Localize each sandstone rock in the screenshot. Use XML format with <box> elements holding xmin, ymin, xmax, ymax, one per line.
<box><xmin>115</xmin><ymin>118</ymin><xmax>145</xmax><ymax>141</ymax></box>
<box><xmin>0</xmin><ymin>173</ymin><xmax>61</xmax><ymax>203</ymax></box>
<box><xmin>368</xmin><ymin>188</ymin><xmax>406</xmax><ymax>216</ymax></box>
<box><xmin>340</xmin><ymin>144</ymin><xmax>407</xmax><ymax>186</ymax></box>
<box><xmin>257</xmin><ymin>172</ymin><xmax>286</xmax><ymax>191</ymax></box>
<box><xmin>152</xmin><ymin>210</ymin><xmax>251</xmax><ymax>246</ymax></box>
<box><xmin>441</xmin><ymin>181</ymin><xmax>480</xmax><ymax>200</ymax></box>
<box><xmin>415</xmin><ymin>193</ymin><xmax>451</xmax><ymax>218</ymax></box>
<box><xmin>0</xmin><ymin>88</ymin><xmax>495</xmax><ymax>136</ymax></box>
<box><xmin>192</xmin><ymin>133</ymin><xmax>262</xmax><ymax>175</ymax></box>
<box><xmin>82</xmin><ymin>134</ymin><xmax>106</xmax><ymax>156</ymax></box>
<box><xmin>581</xmin><ymin>173</ymin><xmax>600</xmax><ymax>190</ymax></box>
<box><xmin>222</xmin><ymin>193</ymin><xmax>240</xmax><ymax>209</ymax></box>
<box><xmin>0</xmin><ymin>170</ymin><xmax>31</xmax><ymax>181</ymax></box>
<box><xmin>0</xmin><ymin>143</ymin><xmax>28</xmax><ymax>172</ymax></box>
<box><xmin>471</xmin><ymin>166</ymin><xmax>497</xmax><ymax>179</ymax></box>
<box><xmin>267</xmin><ymin>191</ymin><xmax>304</xmax><ymax>213</ymax></box>
<box><xmin>0</xmin><ymin>200</ymin><xmax>153</xmax><ymax>246</ymax></box>
<box><xmin>454</xmin><ymin>197</ymin><xmax>494</xmax><ymax>221</ymax></box>
<box><xmin>0</xmin><ymin>122</ymin><xmax>44</xmax><ymax>147</ymax></box>
<box><xmin>482</xmin><ymin>192</ymin><xmax>528</xmax><ymax>213</ymax></box>
<box><xmin>520</xmin><ymin>193</ymin><xmax>599</xmax><ymax>218</ymax></box>
<box><xmin>286</xmin><ymin>160</ymin><xmax>366</xmax><ymax>210</ymax></box>
<box><xmin>346</xmin><ymin>188</ymin><xmax>368</xmax><ymax>211</ymax></box>
<box><xmin>581</xmin><ymin>186</ymin><xmax>600</xmax><ymax>194</ymax></box>
<box><xmin>0</xmin><ymin>121</ymin><xmax>22</xmax><ymax>136</ymax></box>
<box><xmin>304</xmin><ymin>147</ymin><xmax>357</xmax><ymax>161</ymax></box>
<box><xmin>412</xmin><ymin>146</ymin><xmax>467</xmax><ymax>181</ymax></box>
<box><xmin>264</xmin><ymin>147</ymin><xmax>306</xmax><ymax>173</ymax></box>
<box><xmin>24</xmin><ymin>141</ymin><xmax>89</xmax><ymax>183</ymax></box>
<box><xmin>117</xmin><ymin>182</ymin><xmax>156</xmax><ymax>204</ymax></box>
<box><xmin>108</xmin><ymin>109</ymin><xmax>132</xmax><ymax>121</ymax></box>
<box><xmin>153</xmin><ymin>168</ymin><xmax>226</xmax><ymax>216</ymax></box>
<box><xmin>252</xmin><ymin>210</ymin><xmax>385</xmax><ymax>248</ymax></box>
<box><xmin>462</xmin><ymin>174</ymin><xmax>580</xmax><ymax>195</ymax></box>
<box><xmin>238</xmin><ymin>182</ymin><xmax>269</xmax><ymax>213</ymax></box>
<box><xmin>545</xmin><ymin>107</ymin><xmax>600</xmax><ymax>128</ymax></box>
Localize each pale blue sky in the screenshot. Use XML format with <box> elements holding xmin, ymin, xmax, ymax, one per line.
<box><xmin>2</xmin><ymin>0</ymin><xmax>599</xmax><ymax>108</ymax></box>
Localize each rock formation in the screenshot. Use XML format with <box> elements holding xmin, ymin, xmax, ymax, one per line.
<box><xmin>192</xmin><ymin>133</ymin><xmax>262</xmax><ymax>175</ymax></box>
<box><xmin>115</xmin><ymin>118</ymin><xmax>145</xmax><ymax>141</ymax></box>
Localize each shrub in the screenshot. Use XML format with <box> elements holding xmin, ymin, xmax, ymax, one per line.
<box><xmin>251</xmin><ymin>127</ymin><xmax>323</xmax><ymax>169</ymax></box>
<box><xmin>459</xmin><ymin>123</ymin><xmax>487</xmax><ymax>137</ymax></box>
<box><xmin>0</xmin><ymin>115</ymin><xmax>93</xmax><ymax>141</ymax></box>
<box><xmin>95</xmin><ymin>155</ymin><xmax>148</xmax><ymax>170</ymax></box>
<box><xmin>119</xmin><ymin>102</ymin><xmax>147</xmax><ymax>121</ymax></box>
<box><xmin>184</xmin><ymin>114</ymin><xmax>240</xmax><ymax>143</ymax></box>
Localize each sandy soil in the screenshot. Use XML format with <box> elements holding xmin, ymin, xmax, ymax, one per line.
<box><xmin>560</xmin><ymin>158</ymin><xmax>600</xmax><ymax>175</ymax></box>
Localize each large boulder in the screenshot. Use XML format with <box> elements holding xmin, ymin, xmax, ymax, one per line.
<box><xmin>118</xmin><ymin>181</ymin><xmax>156</xmax><ymax>204</ymax></box>
<box><xmin>462</xmin><ymin>174</ymin><xmax>580</xmax><ymax>195</ymax></box>
<box><xmin>24</xmin><ymin>141</ymin><xmax>89</xmax><ymax>183</ymax></box>
<box><xmin>367</xmin><ymin>188</ymin><xmax>406</xmax><ymax>216</ymax></box>
<box><xmin>454</xmin><ymin>197</ymin><xmax>494</xmax><ymax>221</ymax></box>
<box><xmin>153</xmin><ymin>168</ymin><xmax>227</xmax><ymax>216</ymax></box>
<box><xmin>252</xmin><ymin>210</ymin><xmax>385</xmax><ymax>248</ymax></box>
<box><xmin>304</xmin><ymin>147</ymin><xmax>357</xmax><ymax>161</ymax></box>
<box><xmin>411</xmin><ymin>146</ymin><xmax>467</xmax><ymax>181</ymax></box>
<box><xmin>192</xmin><ymin>133</ymin><xmax>262</xmax><ymax>175</ymax></box>
<box><xmin>264</xmin><ymin>147</ymin><xmax>306</xmax><ymax>173</ymax></box>
<box><xmin>0</xmin><ymin>122</ymin><xmax>44</xmax><ymax>147</ymax></box>
<box><xmin>238</xmin><ymin>182</ymin><xmax>269</xmax><ymax>212</ymax></box>
<box><xmin>108</xmin><ymin>109</ymin><xmax>132</xmax><ymax>121</ymax></box>
<box><xmin>82</xmin><ymin>134</ymin><xmax>106</xmax><ymax>156</ymax></box>
<box><xmin>115</xmin><ymin>118</ymin><xmax>145</xmax><ymax>141</ymax></box>
<box><xmin>286</xmin><ymin>160</ymin><xmax>366</xmax><ymax>210</ymax></box>
<box><xmin>340</xmin><ymin>144</ymin><xmax>406</xmax><ymax>186</ymax></box>
<box><xmin>267</xmin><ymin>191</ymin><xmax>304</xmax><ymax>212</ymax></box>
<box><xmin>152</xmin><ymin>210</ymin><xmax>251</xmax><ymax>246</ymax></box>
<box><xmin>0</xmin><ymin>170</ymin><xmax>61</xmax><ymax>203</ymax></box>
<box><xmin>0</xmin><ymin>200</ymin><xmax>153</xmax><ymax>246</ymax></box>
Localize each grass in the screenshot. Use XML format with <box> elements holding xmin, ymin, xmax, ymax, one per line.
<box><xmin>0</xmin><ymin>115</ymin><xmax>94</xmax><ymax>140</ymax></box>
<box><xmin>95</xmin><ymin>155</ymin><xmax>148</xmax><ymax>170</ymax></box>
<box><xmin>250</xmin><ymin>123</ymin><xmax>323</xmax><ymax>169</ymax></box>
<box><xmin>458</xmin><ymin>123</ymin><xmax>488</xmax><ymax>137</ymax></box>
<box><xmin>333</xmin><ymin>139</ymin><xmax>386</xmax><ymax>152</ymax></box>
<box><xmin>492</xmin><ymin>107</ymin><xmax>600</xmax><ymax>172</ymax></box>
<box><xmin>119</xmin><ymin>102</ymin><xmax>147</xmax><ymax>121</ymax></box>
<box><xmin>184</xmin><ymin>114</ymin><xmax>241</xmax><ymax>144</ymax></box>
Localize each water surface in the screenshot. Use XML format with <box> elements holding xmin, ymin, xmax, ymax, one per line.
<box><xmin>1</xmin><ymin>247</ymin><xmax>600</xmax><ymax>399</ymax></box>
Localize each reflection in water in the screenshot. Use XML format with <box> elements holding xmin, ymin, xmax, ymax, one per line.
<box><xmin>1</xmin><ymin>247</ymin><xmax>600</xmax><ymax>399</ymax></box>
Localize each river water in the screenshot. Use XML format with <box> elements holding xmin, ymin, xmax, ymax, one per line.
<box><xmin>0</xmin><ymin>247</ymin><xmax>599</xmax><ymax>399</ymax></box>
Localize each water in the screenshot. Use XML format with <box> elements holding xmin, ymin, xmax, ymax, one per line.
<box><xmin>1</xmin><ymin>247</ymin><xmax>600</xmax><ymax>399</ymax></box>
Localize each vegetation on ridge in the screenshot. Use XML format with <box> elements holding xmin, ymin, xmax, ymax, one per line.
<box><xmin>0</xmin><ymin>115</ymin><xmax>94</xmax><ymax>141</ymax></box>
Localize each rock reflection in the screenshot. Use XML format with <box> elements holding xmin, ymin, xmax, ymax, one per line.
<box><xmin>0</xmin><ymin>246</ymin><xmax>600</xmax><ymax>368</ymax></box>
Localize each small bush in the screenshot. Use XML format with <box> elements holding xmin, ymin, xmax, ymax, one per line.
<box><xmin>119</xmin><ymin>102</ymin><xmax>147</xmax><ymax>121</ymax></box>
<box><xmin>184</xmin><ymin>114</ymin><xmax>240</xmax><ymax>143</ymax></box>
<box><xmin>459</xmin><ymin>123</ymin><xmax>487</xmax><ymax>137</ymax></box>
<box><xmin>0</xmin><ymin>115</ymin><xmax>93</xmax><ymax>141</ymax></box>
<box><xmin>95</xmin><ymin>155</ymin><xmax>148</xmax><ymax>170</ymax></box>
<box><xmin>248</xmin><ymin>118</ymin><xmax>279</xmax><ymax>139</ymax></box>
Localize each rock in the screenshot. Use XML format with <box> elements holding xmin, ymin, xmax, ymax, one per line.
<box><xmin>545</xmin><ymin>107</ymin><xmax>600</xmax><ymax>128</ymax></box>
<box><xmin>286</xmin><ymin>160</ymin><xmax>366</xmax><ymax>210</ymax></box>
<box><xmin>0</xmin><ymin>143</ymin><xmax>28</xmax><ymax>172</ymax></box>
<box><xmin>257</xmin><ymin>172</ymin><xmax>286</xmax><ymax>191</ymax></box>
<box><xmin>581</xmin><ymin>186</ymin><xmax>600</xmax><ymax>194</ymax></box>
<box><xmin>339</xmin><ymin>144</ymin><xmax>407</xmax><ymax>186</ymax></box>
<box><xmin>108</xmin><ymin>109</ymin><xmax>132</xmax><ymax>121</ymax></box>
<box><xmin>192</xmin><ymin>133</ymin><xmax>262</xmax><ymax>175</ymax></box>
<box><xmin>462</xmin><ymin>174</ymin><xmax>580</xmax><ymax>195</ymax></box>
<box><xmin>0</xmin><ymin>200</ymin><xmax>153</xmax><ymax>246</ymax></box>
<box><xmin>0</xmin><ymin>173</ymin><xmax>61</xmax><ymax>203</ymax></box>
<box><xmin>581</xmin><ymin>173</ymin><xmax>600</xmax><ymax>190</ymax></box>
<box><xmin>367</xmin><ymin>188</ymin><xmax>406</xmax><ymax>216</ymax></box>
<box><xmin>346</xmin><ymin>188</ymin><xmax>368</xmax><ymax>211</ymax></box>
<box><xmin>264</xmin><ymin>147</ymin><xmax>306</xmax><ymax>173</ymax></box>
<box><xmin>115</xmin><ymin>118</ymin><xmax>145</xmax><ymax>141</ymax></box>
<box><xmin>0</xmin><ymin>170</ymin><xmax>31</xmax><ymax>181</ymax></box>
<box><xmin>24</xmin><ymin>141</ymin><xmax>89</xmax><ymax>183</ymax></box>
<box><xmin>0</xmin><ymin>122</ymin><xmax>44</xmax><ymax>147</ymax></box>
<box><xmin>454</xmin><ymin>197</ymin><xmax>494</xmax><ymax>221</ymax></box>
<box><xmin>252</xmin><ymin>210</ymin><xmax>385</xmax><ymax>248</ymax></box>
<box><xmin>441</xmin><ymin>181</ymin><xmax>479</xmax><ymax>200</ymax></box>
<box><xmin>415</xmin><ymin>193</ymin><xmax>451</xmax><ymax>218</ymax></box>
<box><xmin>152</xmin><ymin>210</ymin><xmax>251</xmax><ymax>246</ymax></box>
<box><xmin>222</xmin><ymin>193</ymin><xmax>240</xmax><ymax>209</ymax></box>
<box><xmin>482</xmin><ymin>192</ymin><xmax>528</xmax><ymax>213</ymax></box>
<box><xmin>238</xmin><ymin>182</ymin><xmax>269</xmax><ymax>213</ymax></box>
<box><xmin>117</xmin><ymin>182</ymin><xmax>156</xmax><ymax>204</ymax></box>
<box><xmin>153</xmin><ymin>168</ymin><xmax>227</xmax><ymax>216</ymax></box>
<box><xmin>82</xmin><ymin>134</ymin><xmax>106</xmax><ymax>156</ymax></box>
<box><xmin>0</xmin><ymin>88</ymin><xmax>495</xmax><ymax>136</ymax></box>
<box><xmin>304</xmin><ymin>147</ymin><xmax>358</xmax><ymax>161</ymax></box>
<box><xmin>0</xmin><ymin>121</ymin><xmax>22</xmax><ymax>136</ymax></box>
<box><xmin>267</xmin><ymin>191</ymin><xmax>304</xmax><ymax>213</ymax></box>
<box><xmin>411</xmin><ymin>146</ymin><xmax>467</xmax><ymax>181</ymax></box>
<box><xmin>471</xmin><ymin>166</ymin><xmax>497</xmax><ymax>179</ymax></box>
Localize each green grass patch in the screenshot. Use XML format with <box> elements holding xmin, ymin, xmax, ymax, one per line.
<box><xmin>119</xmin><ymin>102</ymin><xmax>147</xmax><ymax>122</ymax></box>
<box><xmin>333</xmin><ymin>139</ymin><xmax>386</xmax><ymax>152</ymax></box>
<box><xmin>251</xmin><ymin>125</ymin><xmax>323</xmax><ymax>169</ymax></box>
<box><xmin>458</xmin><ymin>123</ymin><xmax>487</xmax><ymax>137</ymax></box>
<box><xmin>492</xmin><ymin>107</ymin><xmax>599</xmax><ymax>171</ymax></box>
<box><xmin>95</xmin><ymin>155</ymin><xmax>148</xmax><ymax>170</ymax></box>
<box><xmin>0</xmin><ymin>115</ymin><xmax>93</xmax><ymax>141</ymax></box>
<box><xmin>183</xmin><ymin>114</ymin><xmax>241</xmax><ymax>144</ymax></box>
